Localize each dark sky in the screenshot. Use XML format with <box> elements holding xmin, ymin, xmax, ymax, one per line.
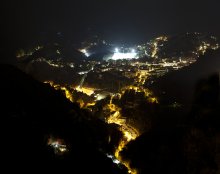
<box><xmin>1</xmin><ymin>0</ymin><xmax>220</xmax><ymax>46</ymax></box>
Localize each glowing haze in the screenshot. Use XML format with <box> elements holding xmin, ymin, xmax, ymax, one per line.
<box><xmin>105</xmin><ymin>48</ymin><xmax>138</xmax><ymax>60</ymax></box>
<box><xmin>112</xmin><ymin>52</ymin><xmax>138</xmax><ymax>60</ymax></box>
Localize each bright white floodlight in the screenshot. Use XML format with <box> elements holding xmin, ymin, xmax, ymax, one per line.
<box><xmin>115</xmin><ymin>48</ymin><xmax>119</xmax><ymax>53</ymax></box>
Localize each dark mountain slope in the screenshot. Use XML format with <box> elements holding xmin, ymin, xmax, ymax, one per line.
<box><xmin>121</xmin><ymin>73</ymin><xmax>220</xmax><ymax>174</ymax></box>
<box><xmin>150</xmin><ymin>48</ymin><xmax>220</xmax><ymax>110</ymax></box>
<box><xmin>0</xmin><ymin>64</ymin><xmax>126</xmax><ymax>174</ymax></box>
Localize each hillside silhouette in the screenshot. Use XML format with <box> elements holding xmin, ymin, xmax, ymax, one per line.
<box><xmin>150</xmin><ymin>48</ymin><xmax>220</xmax><ymax>111</ymax></box>
<box><xmin>0</xmin><ymin>64</ymin><xmax>126</xmax><ymax>174</ymax></box>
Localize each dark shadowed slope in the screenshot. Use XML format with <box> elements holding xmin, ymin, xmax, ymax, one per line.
<box><xmin>121</xmin><ymin>73</ymin><xmax>220</xmax><ymax>174</ymax></box>
<box><xmin>0</xmin><ymin>64</ymin><xmax>126</xmax><ymax>174</ymax></box>
<box><xmin>150</xmin><ymin>48</ymin><xmax>220</xmax><ymax>110</ymax></box>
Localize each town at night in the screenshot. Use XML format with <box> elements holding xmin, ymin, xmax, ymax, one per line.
<box><xmin>1</xmin><ymin>0</ymin><xmax>220</xmax><ymax>174</ymax></box>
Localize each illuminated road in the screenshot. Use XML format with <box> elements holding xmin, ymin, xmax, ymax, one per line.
<box><xmin>104</xmin><ymin>66</ymin><xmax>158</xmax><ymax>174</ymax></box>
<box><xmin>45</xmin><ymin>63</ymin><xmax>158</xmax><ymax>174</ymax></box>
<box><xmin>78</xmin><ymin>65</ymin><xmax>94</xmax><ymax>88</ymax></box>
<box><xmin>106</xmin><ymin>100</ymin><xmax>139</xmax><ymax>174</ymax></box>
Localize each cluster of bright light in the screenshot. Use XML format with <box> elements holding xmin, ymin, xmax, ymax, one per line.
<box><xmin>75</xmin><ymin>86</ymin><xmax>95</xmax><ymax>96</ymax></box>
<box><xmin>106</xmin><ymin>154</ymin><xmax>121</xmax><ymax>165</ymax></box>
<box><xmin>111</xmin><ymin>48</ymin><xmax>138</xmax><ymax>60</ymax></box>
<box><xmin>94</xmin><ymin>93</ymin><xmax>106</xmax><ymax>101</ymax></box>
<box><xmin>79</xmin><ymin>48</ymin><xmax>90</xmax><ymax>57</ymax></box>
<box><xmin>150</xmin><ymin>36</ymin><xmax>169</xmax><ymax>58</ymax></box>
<box><xmin>111</xmin><ymin>53</ymin><xmax>137</xmax><ymax>60</ymax></box>
<box><xmin>48</xmin><ymin>137</ymin><xmax>68</xmax><ymax>155</ymax></box>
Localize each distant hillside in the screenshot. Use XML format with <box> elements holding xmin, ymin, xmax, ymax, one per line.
<box><xmin>150</xmin><ymin>48</ymin><xmax>220</xmax><ymax>110</ymax></box>
<box><xmin>18</xmin><ymin>43</ymin><xmax>86</xmax><ymax>63</ymax></box>
<box><xmin>137</xmin><ymin>33</ymin><xmax>219</xmax><ymax>63</ymax></box>
<box><xmin>15</xmin><ymin>33</ymin><xmax>219</xmax><ymax>85</ymax></box>
<box><xmin>16</xmin><ymin>43</ymin><xmax>87</xmax><ymax>84</ymax></box>
<box><xmin>158</xmin><ymin>33</ymin><xmax>218</xmax><ymax>59</ymax></box>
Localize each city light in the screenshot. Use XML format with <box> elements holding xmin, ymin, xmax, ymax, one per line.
<box><xmin>105</xmin><ymin>95</ymin><xmax>139</xmax><ymax>174</ymax></box>
<box><xmin>79</xmin><ymin>48</ymin><xmax>90</xmax><ymax>57</ymax></box>
<box><xmin>115</xmin><ymin>48</ymin><xmax>119</xmax><ymax>53</ymax></box>
<box><xmin>16</xmin><ymin>31</ymin><xmax>220</xmax><ymax>174</ymax></box>
<box><xmin>75</xmin><ymin>86</ymin><xmax>95</xmax><ymax>96</ymax></box>
<box><xmin>108</xmin><ymin>47</ymin><xmax>139</xmax><ymax>60</ymax></box>
<box><xmin>47</xmin><ymin>137</ymin><xmax>68</xmax><ymax>155</ymax></box>
<box><xmin>112</xmin><ymin>52</ymin><xmax>138</xmax><ymax>60</ymax></box>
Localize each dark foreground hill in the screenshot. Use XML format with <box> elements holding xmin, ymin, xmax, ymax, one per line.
<box><xmin>0</xmin><ymin>64</ymin><xmax>126</xmax><ymax>174</ymax></box>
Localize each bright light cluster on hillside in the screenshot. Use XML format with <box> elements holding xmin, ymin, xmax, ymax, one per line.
<box><xmin>108</xmin><ymin>48</ymin><xmax>138</xmax><ymax>60</ymax></box>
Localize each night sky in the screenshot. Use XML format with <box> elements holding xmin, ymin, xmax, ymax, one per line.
<box><xmin>1</xmin><ymin>0</ymin><xmax>220</xmax><ymax>46</ymax></box>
